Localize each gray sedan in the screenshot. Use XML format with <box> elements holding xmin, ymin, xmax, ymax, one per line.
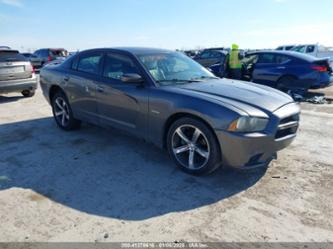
<box><xmin>40</xmin><ymin>48</ymin><xmax>300</xmax><ymax>175</ymax></box>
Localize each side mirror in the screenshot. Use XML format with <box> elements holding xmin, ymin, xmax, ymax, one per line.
<box><xmin>120</xmin><ymin>73</ymin><xmax>144</xmax><ymax>83</ymax></box>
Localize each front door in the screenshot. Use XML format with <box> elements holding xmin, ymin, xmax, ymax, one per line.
<box><xmin>96</xmin><ymin>52</ymin><xmax>149</xmax><ymax>138</ymax></box>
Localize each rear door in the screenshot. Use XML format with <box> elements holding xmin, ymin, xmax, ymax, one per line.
<box><xmin>252</xmin><ymin>53</ymin><xmax>286</xmax><ymax>87</ymax></box>
<box><xmin>0</xmin><ymin>50</ymin><xmax>33</xmax><ymax>82</ymax></box>
<box><xmin>96</xmin><ymin>52</ymin><xmax>149</xmax><ymax>137</ymax></box>
<box><xmin>65</xmin><ymin>51</ymin><xmax>103</xmax><ymax>124</ymax></box>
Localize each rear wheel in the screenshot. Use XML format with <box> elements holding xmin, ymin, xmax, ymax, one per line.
<box><xmin>51</xmin><ymin>91</ymin><xmax>81</xmax><ymax>130</ymax></box>
<box><xmin>21</xmin><ymin>90</ymin><xmax>35</xmax><ymax>97</ymax></box>
<box><xmin>167</xmin><ymin>117</ymin><xmax>221</xmax><ymax>175</ymax></box>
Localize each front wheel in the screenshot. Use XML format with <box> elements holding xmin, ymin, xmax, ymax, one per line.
<box><xmin>51</xmin><ymin>91</ymin><xmax>81</xmax><ymax>131</ymax></box>
<box><xmin>167</xmin><ymin>117</ymin><xmax>221</xmax><ymax>175</ymax></box>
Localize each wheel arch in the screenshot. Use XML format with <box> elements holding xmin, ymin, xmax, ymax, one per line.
<box><xmin>49</xmin><ymin>85</ymin><xmax>65</xmax><ymax>102</ymax></box>
<box><xmin>162</xmin><ymin>112</ymin><xmax>220</xmax><ymax>152</ymax></box>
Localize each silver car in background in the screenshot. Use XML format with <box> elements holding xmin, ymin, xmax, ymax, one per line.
<box><xmin>0</xmin><ymin>49</ymin><xmax>37</xmax><ymax>97</ymax></box>
<box><xmin>22</xmin><ymin>53</ymin><xmax>43</xmax><ymax>71</ymax></box>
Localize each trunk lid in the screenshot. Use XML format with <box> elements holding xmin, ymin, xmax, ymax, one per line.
<box><xmin>313</xmin><ymin>58</ymin><xmax>332</xmax><ymax>74</ymax></box>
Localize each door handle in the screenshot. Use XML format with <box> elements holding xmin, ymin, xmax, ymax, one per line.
<box><xmin>277</xmin><ymin>66</ymin><xmax>286</xmax><ymax>69</ymax></box>
<box><xmin>63</xmin><ymin>76</ymin><xmax>70</xmax><ymax>81</ymax></box>
<box><xmin>96</xmin><ymin>85</ymin><xmax>104</xmax><ymax>93</ymax></box>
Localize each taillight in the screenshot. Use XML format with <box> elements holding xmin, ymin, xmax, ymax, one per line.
<box><xmin>47</xmin><ymin>56</ymin><xmax>52</xmax><ymax>61</ymax></box>
<box><xmin>32</xmin><ymin>66</ymin><xmax>36</xmax><ymax>74</ymax></box>
<box><xmin>312</xmin><ymin>65</ymin><xmax>327</xmax><ymax>72</ymax></box>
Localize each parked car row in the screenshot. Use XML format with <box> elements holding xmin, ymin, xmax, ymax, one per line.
<box><xmin>0</xmin><ymin>47</ymin><xmax>69</xmax><ymax>97</ymax></box>
<box><xmin>192</xmin><ymin>48</ymin><xmax>333</xmax><ymax>94</ymax></box>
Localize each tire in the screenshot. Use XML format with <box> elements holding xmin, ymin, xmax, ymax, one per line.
<box><xmin>51</xmin><ymin>90</ymin><xmax>81</xmax><ymax>131</ymax></box>
<box><xmin>276</xmin><ymin>76</ymin><xmax>297</xmax><ymax>92</ymax></box>
<box><xmin>21</xmin><ymin>90</ymin><xmax>35</xmax><ymax>97</ymax></box>
<box><xmin>167</xmin><ymin>117</ymin><xmax>221</xmax><ymax>175</ymax></box>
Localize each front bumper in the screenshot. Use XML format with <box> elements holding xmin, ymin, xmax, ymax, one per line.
<box><xmin>0</xmin><ymin>76</ymin><xmax>38</xmax><ymax>93</ymax></box>
<box><xmin>216</xmin><ymin>103</ymin><xmax>300</xmax><ymax>169</ymax></box>
<box><xmin>216</xmin><ymin>130</ymin><xmax>295</xmax><ymax>169</ymax></box>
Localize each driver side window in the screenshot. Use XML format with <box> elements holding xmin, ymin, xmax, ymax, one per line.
<box><xmin>103</xmin><ymin>53</ymin><xmax>140</xmax><ymax>81</ymax></box>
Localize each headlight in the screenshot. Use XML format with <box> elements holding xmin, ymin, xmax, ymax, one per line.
<box><xmin>228</xmin><ymin>116</ymin><xmax>269</xmax><ymax>132</ymax></box>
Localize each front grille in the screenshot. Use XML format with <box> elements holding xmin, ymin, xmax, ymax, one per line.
<box><xmin>275</xmin><ymin>113</ymin><xmax>299</xmax><ymax>140</ymax></box>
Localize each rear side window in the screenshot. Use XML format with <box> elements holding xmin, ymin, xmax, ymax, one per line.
<box><xmin>275</xmin><ymin>55</ymin><xmax>290</xmax><ymax>64</ymax></box>
<box><xmin>103</xmin><ymin>53</ymin><xmax>140</xmax><ymax>80</ymax></box>
<box><xmin>0</xmin><ymin>51</ymin><xmax>28</xmax><ymax>62</ymax></box>
<box><xmin>77</xmin><ymin>53</ymin><xmax>103</xmax><ymax>75</ymax></box>
<box><xmin>306</xmin><ymin>46</ymin><xmax>315</xmax><ymax>53</ymax></box>
<box><xmin>258</xmin><ymin>54</ymin><xmax>275</xmax><ymax>63</ymax></box>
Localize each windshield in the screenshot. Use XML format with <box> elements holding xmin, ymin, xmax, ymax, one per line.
<box><xmin>291</xmin><ymin>45</ymin><xmax>306</xmax><ymax>53</ymax></box>
<box><xmin>138</xmin><ymin>52</ymin><xmax>216</xmax><ymax>85</ymax></box>
<box><xmin>0</xmin><ymin>51</ymin><xmax>28</xmax><ymax>62</ymax></box>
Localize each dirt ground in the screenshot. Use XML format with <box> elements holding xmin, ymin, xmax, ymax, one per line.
<box><xmin>0</xmin><ymin>83</ymin><xmax>332</xmax><ymax>242</ymax></box>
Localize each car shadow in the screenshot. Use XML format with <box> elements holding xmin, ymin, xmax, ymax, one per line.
<box><xmin>0</xmin><ymin>117</ymin><xmax>267</xmax><ymax>221</ymax></box>
<box><xmin>0</xmin><ymin>95</ymin><xmax>24</xmax><ymax>103</ymax></box>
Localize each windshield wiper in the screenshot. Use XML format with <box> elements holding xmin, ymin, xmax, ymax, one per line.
<box><xmin>191</xmin><ymin>76</ymin><xmax>219</xmax><ymax>80</ymax></box>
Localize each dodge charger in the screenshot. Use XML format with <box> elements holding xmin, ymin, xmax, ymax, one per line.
<box><xmin>40</xmin><ymin>47</ymin><xmax>300</xmax><ymax>175</ymax></box>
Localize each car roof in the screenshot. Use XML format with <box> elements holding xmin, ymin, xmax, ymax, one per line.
<box><xmin>79</xmin><ymin>47</ymin><xmax>175</xmax><ymax>56</ymax></box>
<box><xmin>277</xmin><ymin>45</ymin><xmax>296</xmax><ymax>47</ymax></box>
<box><xmin>0</xmin><ymin>49</ymin><xmax>19</xmax><ymax>53</ymax></box>
<box><xmin>247</xmin><ymin>50</ymin><xmax>318</xmax><ymax>62</ymax></box>
<box><xmin>37</xmin><ymin>48</ymin><xmax>66</xmax><ymax>51</ymax></box>
<box><xmin>201</xmin><ymin>49</ymin><xmax>227</xmax><ymax>53</ymax></box>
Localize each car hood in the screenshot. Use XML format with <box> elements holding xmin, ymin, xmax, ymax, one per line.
<box><xmin>169</xmin><ymin>78</ymin><xmax>294</xmax><ymax>114</ymax></box>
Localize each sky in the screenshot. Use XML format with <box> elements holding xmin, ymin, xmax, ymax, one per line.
<box><xmin>0</xmin><ymin>0</ymin><xmax>332</xmax><ymax>52</ymax></box>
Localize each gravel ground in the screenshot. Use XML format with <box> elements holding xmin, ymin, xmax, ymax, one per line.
<box><xmin>0</xmin><ymin>84</ymin><xmax>332</xmax><ymax>242</ymax></box>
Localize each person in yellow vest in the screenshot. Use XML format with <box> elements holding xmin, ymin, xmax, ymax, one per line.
<box><xmin>228</xmin><ymin>44</ymin><xmax>242</xmax><ymax>80</ymax></box>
